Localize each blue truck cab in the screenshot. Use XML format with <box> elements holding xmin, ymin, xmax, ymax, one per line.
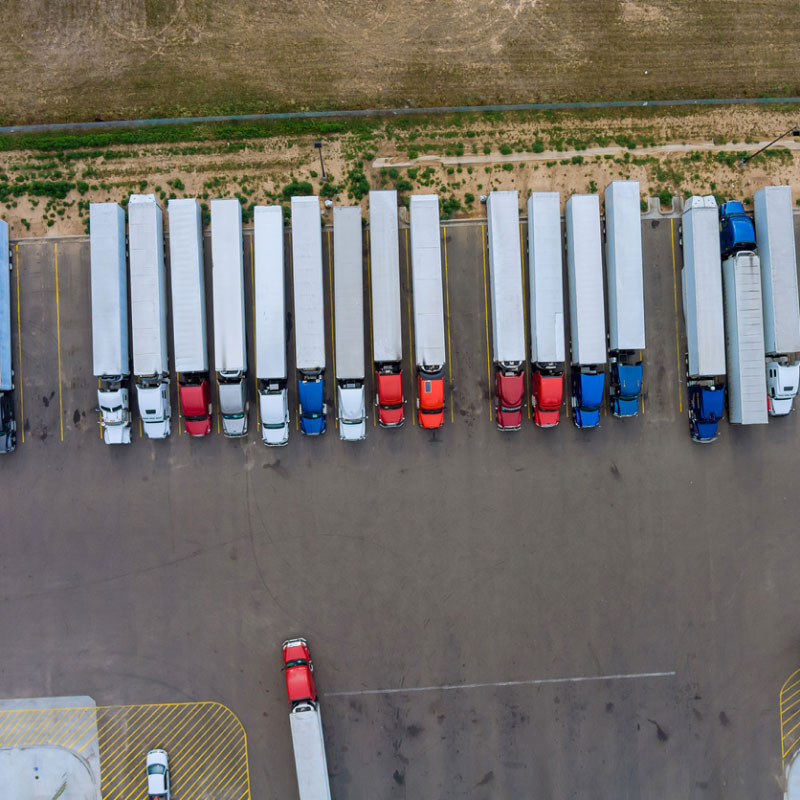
<box><xmin>298</xmin><ymin>371</ymin><xmax>326</xmax><ymax>435</ymax></box>
<box><xmin>687</xmin><ymin>380</ymin><xmax>725</xmax><ymax>442</ymax></box>
<box><xmin>719</xmin><ymin>201</ymin><xmax>756</xmax><ymax>259</ymax></box>
<box><xmin>609</xmin><ymin>359</ymin><xmax>642</xmax><ymax>417</ymax></box>
<box><xmin>571</xmin><ymin>369</ymin><xmax>604</xmax><ymax>428</ymax></box>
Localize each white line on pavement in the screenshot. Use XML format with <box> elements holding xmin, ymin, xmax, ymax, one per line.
<box><xmin>325</xmin><ymin>670</ymin><xmax>677</xmax><ymax>697</ymax></box>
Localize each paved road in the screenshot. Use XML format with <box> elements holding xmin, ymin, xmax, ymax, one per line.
<box><xmin>1</xmin><ymin>216</ymin><xmax>799</xmax><ymax>799</ymax></box>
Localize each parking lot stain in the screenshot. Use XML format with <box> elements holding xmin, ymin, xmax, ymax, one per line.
<box><xmin>42</xmin><ymin>390</ymin><xmax>54</xmax><ymax>407</ymax></box>
<box><xmin>476</xmin><ymin>770</ymin><xmax>494</xmax><ymax>786</ymax></box>
<box><xmin>392</xmin><ymin>769</ymin><xmax>405</xmax><ymax>786</ymax></box>
<box><xmin>609</xmin><ymin>462</ymin><xmax>621</xmax><ymax>480</ymax></box>
<box><xmin>73</xmin><ymin>409</ymin><xmax>80</xmax><ymax>426</ymax></box>
<box><xmin>647</xmin><ymin>718</ymin><xmax>669</xmax><ymax>742</ymax></box>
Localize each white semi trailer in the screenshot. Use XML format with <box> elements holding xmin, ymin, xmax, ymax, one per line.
<box><xmin>129</xmin><ymin>194</ymin><xmax>171</xmax><ymax>439</ymax></box>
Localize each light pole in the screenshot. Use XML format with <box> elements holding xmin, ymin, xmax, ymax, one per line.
<box><xmin>737</xmin><ymin>126</ymin><xmax>800</xmax><ymax>168</ymax></box>
<box><xmin>314</xmin><ymin>140</ymin><xmax>327</xmax><ymax>181</ymax></box>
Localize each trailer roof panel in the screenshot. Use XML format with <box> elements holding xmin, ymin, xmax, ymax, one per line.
<box><xmin>254</xmin><ymin>206</ymin><xmax>287</xmax><ymax>380</ymax></box>
<box><xmin>369</xmin><ymin>190</ymin><xmax>402</xmax><ymax>363</ymax></box>
<box><xmin>0</xmin><ymin>220</ymin><xmax>11</xmax><ymax>392</ymax></box>
<box><xmin>333</xmin><ymin>206</ymin><xmax>365</xmax><ymax>380</ymax></box>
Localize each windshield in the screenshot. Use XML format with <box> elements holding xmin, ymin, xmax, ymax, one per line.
<box><xmin>285</xmin><ymin>658</ymin><xmax>307</xmax><ymax>669</ymax></box>
<box><xmin>222</xmin><ymin>412</ymin><xmax>244</xmax><ymax>419</ymax></box>
<box><xmin>147</xmin><ymin>764</ymin><xmax>166</xmax><ymax>776</ymax></box>
<box><xmin>263</xmin><ymin>422</ymin><xmax>286</xmax><ymax>429</ymax></box>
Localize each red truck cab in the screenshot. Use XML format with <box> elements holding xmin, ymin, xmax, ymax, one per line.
<box><xmin>495</xmin><ymin>370</ymin><xmax>524</xmax><ymax>430</ymax></box>
<box><xmin>417</xmin><ymin>370</ymin><xmax>444</xmax><ymax>428</ymax></box>
<box><xmin>180</xmin><ymin>379</ymin><xmax>212</xmax><ymax>437</ymax></box>
<box><xmin>282</xmin><ymin>638</ymin><xmax>317</xmax><ymax>705</ymax></box>
<box><xmin>376</xmin><ymin>367</ymin><xmax>405</xmax><ymax>427</ymax></box>
<box><xmin>532</xmin><ymin>371</ymin><xmax>563</xmax><ymax>427</ymax></box>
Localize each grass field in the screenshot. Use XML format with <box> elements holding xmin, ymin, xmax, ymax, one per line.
<box><xmin>2</xmin><ymin>0</ymin><xmax>800</xmax><ymax>125</ymax></box>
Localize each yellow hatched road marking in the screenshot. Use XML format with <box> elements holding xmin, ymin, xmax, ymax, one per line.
<box><xmin>53</xmin><ymin>242</ymin><xmax>64</xmax><ymax>441</ymax></box>
<box><xmin>780</xmin><ymin>668</ymin><xmax>800</xmax><ymax>768</ymax></box>
<box><xmin>404</xmin><ymin>227</ymin><xmax>415</xmax><ymax>426</ymax></box>
<box><xmin>14</xmin><ymin>244</ymin><xmax>24</xmax><ymax>442</ymax></box>
<box><xmin>670</xmin><ymin>219</ymin><xmax>683</xmax><ymax>413</ymax></box>
<box><xmin>481</xmin><ymin>225</ymin><xmax>492</xmax><ymax>422</ymax></box>
<box><xmin>442</xmin><ymin>226</ymin><xmax>454</xmax><ymax>424</ymax></box>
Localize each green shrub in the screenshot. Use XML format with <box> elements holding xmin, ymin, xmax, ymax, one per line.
<box><xmin>395</xmin><ymin>179</ymin><xmax>413</xmax><ymax>192</ymax></box>
<box><xmin>499</xmin><ymin>144</ymin><xmax>512</xmax><ymax>155</ymax></box>
<box><xmin>281</xmin><ymin>179</ymin><xmax>314</xmax><ymax>199</ymax></box>
<box><xmin>172</xmin><ymin>178</ymin><xmax>185</xmax><ymax>191</ymax></box>
<box><xmin>658</xmin><ymin>188</ymin><xmax>673</xmax><ymax>208</ymax></box>
<box><xmin>502</xmin><ymin>163</ymin><xmax>514</xmax><ymax>171</ymax></box>
<box><xmin>464</xmin><ymin>192</ymin><xmax>475</xmax><ymax>204</ymax></box>
<box><xmin>76</xmin><ymin>180</ymin><xmax>89</xmax><ymax>195</ymax></box>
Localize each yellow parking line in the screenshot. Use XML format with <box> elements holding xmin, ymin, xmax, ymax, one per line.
<box><xmin>442</xmin><ymin>226</ymin><xmax>454</xmax><ymax>424</ymax></box>
<box><xmin>366</xmin><ymin>230</ymin><xmax>376</xmax><ymax>427</ymax></box>
<box><xmin>670</xmin><ymin>219</ymin><xmax>683</xmax><ymax>413</ymax></box>
<box><xmin>138</xmin><ymin>417</ymin><xmax>143</xmax><ymax>438</ymax></box>
<box><xmin>481</xmin><ymin>225</ymin><xmax>492</xmax><ymax>422</ymax></box>
<box><xmin>14</xmin><ymin>245</ymin><xmax>24</xmax><ymax>443</ymax></box>
<box><xmin>405</xmin><ymin>228</ymin><xmax>415</xmax><ymax>426</ymax></box>
<box><xmin>250</xmin><ymin>233</ymin><xmax>259</xmax><ymax>427</ymax></box>
<box><xmin>327</xmin><ymin>230</ymin><xmax>337</xmax><ymax>423</ymax></box>
<box><xmin>519</xmin><ymin>222</ymin><xmax>531</xmax><ymax>420</ymax></box>
<box><xmin>216</xmin><ymin>380</ymin><xmax>221</xmax><ymax>434</ymax></box>
<box><xmin>54</xmin><ymin>242</ymin><xmax>64</xmax><ymax>441</ymax></box>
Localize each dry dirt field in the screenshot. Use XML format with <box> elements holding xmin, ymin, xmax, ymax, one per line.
<box><xmin>1</xmin><ymin>106</ymin><xmax>799</xmax><ymax>237</ymax></box>
<box><xmin>2</xmin><ymin>0</ymin><xmax>800</xmax><ymax>125</ymax></box>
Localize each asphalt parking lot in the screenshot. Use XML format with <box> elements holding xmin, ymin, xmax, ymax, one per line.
<box><xmin>1</xmin><ymin>212</ymin><xmax>800</xmax><ymax>799</ymax></box>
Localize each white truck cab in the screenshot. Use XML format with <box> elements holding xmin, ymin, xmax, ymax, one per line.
<box><xmin>337</xmin><ymin>384</ymin><xmax>366</xmax><ymax>441</ymax></box>
<box><xmin>259</xmin><ymin>382</ymin><xmax>289</xmax><ymax>446</ymax></box>
<box><xmin>137</xmin><ymin>381</ymin><xmax>171</xmax><ymax>438</ymax></box>
<box><xmin>767</xmin><ymin>360</ymin><xmax>800</xmax><ymax>416</ymax></box>
<box><xmin>98</xmin><ymin>384</ymin><xmax>132</xmax><ymax>444</ymax></box>
<box><xmin>219</xmin><ymin>376</ymin><xmax>248</xmax><ymax>437</ymax></box>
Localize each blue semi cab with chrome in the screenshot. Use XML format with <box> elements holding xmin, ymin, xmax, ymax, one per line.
<box><xmin>571</xmin><ymin>367</ymin><xmax>605</xmax><ymax>428</ymax></box>
<box><xmin>298</xmin><ymin>370</ymin><xmax>326</xmax><ymax>435</ymax></box>
<box><xmin>608</xmin><ymin>354</ymin><xmax>643</xmax><ymax>417</ymax></box>
<box><xmin>687</xmin><ymin>376</ymin><xmax>725</xmax><ymax>442</ymax></box>
<box><xmin>719</xmin><ymin>200</ymin><xmax>756</xmax><ymax>259</ymax></box>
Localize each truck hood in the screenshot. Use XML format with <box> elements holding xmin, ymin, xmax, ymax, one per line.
<box><xmin>536</xmin><ymin>375</ymin><xmax>563</xmax><ymax>410</ymax></box>
<box><xmin>180</xmin><ymin>384</ymin><xmax>208</xmax><ymax>418</ymax></box>
<box><xmin>222</xmin><ymin>414</ymin><xmax>248</xmax><ymax>437</ymax></box>
<box><xmin>338</xmin><ymin>387</ymin><xmax>366</xmax><ymax>422</ymax></box>
<box><xmin>300</xmin><ymin>414</ymin><xmax>326</xmax><ymax>435</ymax></box>
<box><xmin>219</xmin><ymin>382</ymin><xmax>246</xmax><ymax>416</ymax></box>
<box><xmin>615</xmin><ymin>364</ymin><xmax>642</xmax><ymax>398</ymax></box>
<box><xmin>259</xmin><ymin>392</ymin><xmax>289</xmax><ymax>446</ymax></box>
<box><xmin>574</xmin><ymin>406</ymin><xmax>600</xmax><ymax>428</ymax></box>
<box><xmin>298</xmin><ymin>379</ymin><xmax>325</xmax><ymax>414</ymax></box>
<box><xmin>98</xmin><ymin>388</ymin><xmax>128</xmax><ymax>425</ymax></box>
<box><xmin>142</xmin><ymin>418</ymin><xmax>171</xmax><ymax>439</ymax></box>
<box><xmin>691</xmin><ymin>420</ymin><xmax>719</xmax><ymax>442</ymax></box>
<box><xmin>377</xmin><ymin>373</ymin><xmax>403</xmax><ymax>405</ymax></box>
<box><xmin>497</xmin><ymin>373</ymin><xmax>524</xmax><ymax>409</ymax></box>
<box><xmin>576</xmin><ymin>373</ymin><xmax>604</xmax><ymax>410</ymax></box>
<box><xmin>103</xmin><ymin>424</ymin><xmax>131</xmax><ymax>445</ymax></box>
<box><xmin>137</xmin><ymin>386</ymin><xmax>169</xmax><ymax>421</ymax></box>
<box><xmin>699</xmin><ymin>388</ymin><xmax>725</xmax><ymax>421</ymax></box>
<box><xmin>612</xmin><ymin>395</ymin><xmax>639</xmax><ymax>418</ymax></box>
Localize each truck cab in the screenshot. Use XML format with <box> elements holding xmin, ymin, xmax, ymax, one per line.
<box><xmin>98</xmin><ymin>381</ymin><xmax>132</xmax><ymax>444</ymax></box>
<box><xmin>688</xmin><ymin>380</ymin><xmax>725</xmax><ymax>442</ymax></box>
<box><xmin>719</xmin><ymin>201</ymin><xmax>756</xmax><ymax>259</ymax></box>
<box><xmin>608</xmin><ymin>357</ymin><xmax>642</xmax><ymax>418</ymax></box>
<box><xmin>218</xmin><ymin>373</ymin><xmax>248</xmax><ymax>437</ymax></box>
<box><xmin>259</xmin><ymin>380</ymin><xmax>290</xmax><ymax>445</ymax></box>
<box><xmin>298</xmin><ymin>371</ymin><xmax>326</xmax><ymax>435</ymax></box>
<box><xmin>495</xmin><ymin>368</ymin><xmax>524</xmax><ymax>430</ymax></box>
<box><xmin>417</xmin><ymin>368</ymin><xmax>444</xmax><ymax>429</ymax></box>
<box><xmin>137</xmin><ymin>381</ymin><xmax>171</xmax><ymax>439</ymax></box>
<box><xmin>179</xmin><ymin>378</ymin><xmax>211</xmax><ymax>437</ymax></box>
<box><xmin>766</xmin><ymin>360</ymin><xmax>800</xmax><ymax>416</ymax></box>
<box><xmin>376</xmin><ymin>366</ymin><xmax>404</xmax><ymax>427</ymax></box>
<box><xmin>531</xmin><ymin>368</ymin><xmax>562</xmax><ymax>427</ymax></box>
<box><xmin>571</xmin><ymin>369</ymin><xmax>604</xmax><ymax>429</ymax></box>
<box><xmin>337</xmin><ymin>382</ymin><xmax>366</xmax><ymax>441</ymax></box>
<box><xmin>0</xmin><ymin>393</ymin><xmax>16</xmax><ymax>454</ymax></box>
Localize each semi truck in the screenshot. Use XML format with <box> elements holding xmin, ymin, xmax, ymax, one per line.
<box><xmin>211</xmin><ymin>198</ymin><xmax>248</xmax><ymax>437</ymax></box>
<box><xmin>254</xmin><ymin>205</ymin><xmax>290</xmax><ymax>446</ymax></box>
<box><xmin>604</xmin><ymin>181</ymin><xmax>645</xmax><ymax>418</ymax></box>
<box><xmin>90</xmin><ymin>202</ymin><xmax>132</xmax><ymax>445</ymax></box>
<box><xmin>565</xmin><ymin>193</ymin><xmax>606</xmax><ymax>429</ymax></box>
<box><xmin>681</xmin><ymin>195</ymin><xmax>726</xmax><ymax>442</ymax></box>
<box><xmin>721</xmin><ymin>251</ymin><xmax>768</xmax><ymax>425</ymax></box>
<box><xmin>333</xmin><ymin>206</ymin><xmax>367</xmax><ymax>441</ymax></box>
<box><xmin>0</xmin><ymin>219</ymin><xmax>16</xmax><ymax>453</ymax></box>
<box><xmin>168</xmin><ymin>198</ymin><xmax>212</xmax><ymax>437</ymax></box>
<box><xmin>486</xmin><ymin>191</ymin><xmax>526</xmax><ymax>430</ymax></box>
<box><xmin>753</xmin><ymin>185</ymin><xmax>800</xmax><ymax>416</ymax></box>
<box><xmin>291</xmin><ymin>196</ymin><xmax>327</xmax><ymax>435</ymax></box>
<box><xmin>369</xmin><ymin>190</ymin><xmax>405</xmax><ymax>427</ymax></box>
<box><xmin>719</xmin><ymin>200</ymin><xmax>756</xmax><ymax>259</ymax></box>
<box><xmin>409</xmin><ymin>194</ymin><xmax>446</xmax><ymax>429</ymax></box>
<box><xmin>128</xmin><ymin>194</ymin><xmax>171</xmax><ymax>439</ymax></box>
<box><xmin>527</xmin><ymin>192</ymin><xmax>565</xmax><ymax>428</ymax></box>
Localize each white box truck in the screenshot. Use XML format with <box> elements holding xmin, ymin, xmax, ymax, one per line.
<box><xmin>211</xmin><ymin>198</ymin><xmax>248</xmax><ymax>437</ymax></box>
<box><xmin>565</xmin><ymin>193</ymin><xmax>606</xmax><ymax>429</ymax></box>
<box><xmin>753</xmin><ymin>185</ymin><xmax>800</xmax><ymax>415</ymax></box>
<box><xmin>128</xmin><ymin>194</ymin><xmax>170</xmax><ymax>439</ymax></box>
<box><xmin>722</xmin><ymin>252</ymin><xmax>768</xmax><ymax>424</ymax></box>
<box><xmin>90</xmin><ymin>202</ymin><xmax>132</xmax><ymax>445</ymax></box>
<box><xmin>604</xmin><ymin>180</ymin><xmax>645</xmax><ymax>418</ymax></box>
<box><xmin>168</xmin><ymin>198</ymin><xmax>212</xmax><ymax>437</ymax></box>
<box><xmin>486</xmin><ymin>191</ymin><xmax>525</xmax><ymax>431</ymax></box>
<box><xmin>409</xmin><ymin>194</ymin><xmax>446</xmax><ymax>429</ymax></box>
<box><xmin>333</xmin><ymin>206</ymin><xmax>366</xmax><ymax>441</ymax></box>
<box><xmin>369</xmin><ymin>190</ymin><xmax>405</xmax><ymax>427</ymax></box>
<box><xmin>527</xmin><ymin>192</ymin><xmax>565</xmax><ymax>428</ymax></box>
<box><xmin>681</xmin><ymin>195</ymin><xmax>726</xmax><ymax>442</ymax></box>
<box><xmin>254</xmin><ymin>205</ymin><xmax>289</xmax><ymax>446</ymax></box>
<box><xmin>291</xmin><ymin>196</ymin><xmax>327</xmax><ymax>436</ymax></box>
<box><xmin>289</xmin><ymin>702</ymin><xmax>332</xmax><ymax>800</ymax></box>
<box><xmin>0</xmin><ymin>219</ymin><xmax>16</xmax><ymax>453</ymax></box>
